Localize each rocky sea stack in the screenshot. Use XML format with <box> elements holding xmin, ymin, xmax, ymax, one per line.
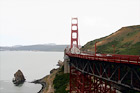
<box><xmin>12</xmin><ymin>70</ymin><xmax>26</xmax><ymax>86</ymax></box>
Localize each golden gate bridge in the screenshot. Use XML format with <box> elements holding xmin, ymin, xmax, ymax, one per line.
<box><xmin>65</xmin><ymin>18</ymin><xmax>140</xmax><ymax>93</ymax></box>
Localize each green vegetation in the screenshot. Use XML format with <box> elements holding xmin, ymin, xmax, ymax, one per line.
<box><xmin>53</xmin><ymin>66</ymin><xmax>69</xmax><ymax>93</ymax></box>
<box><xmin>81</xmin><ymin>25</ymin><xmax>140</xmax><ymax>55</ymax></box>
<box><xmin>81</xmin><ymin>37</ymin><xmax>105</xmax><ymax>51</ymax></box>
<box><xmin>97</xmin><ymin>40</ymin><xmax>119</xmax><ymax>54</ymax></box>
<box><xmin>119</xmin><ymin>42</ymin><xmax>140</xmax><ymax>55</ymax></box>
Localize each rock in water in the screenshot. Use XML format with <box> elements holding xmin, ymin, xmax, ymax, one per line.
<box><xmin>12</xmin><ymin>70</ymin><xmax>26</xmax><ymax>85</ymax></box>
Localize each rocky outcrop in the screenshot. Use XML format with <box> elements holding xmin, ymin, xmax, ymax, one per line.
<box><xmin>50</xmin><ymin>68</ymin><xmax>57</xmax><ymax>74</ymax></box>
<box><xmin>12</xmin><ymin>70</ymin><xmax>26</xmax><ymax>85</ymax></box>
<box><xmin>57</xmin><ymin>60</ymin><xmax>64</xmax><ymax>67</ymax></box>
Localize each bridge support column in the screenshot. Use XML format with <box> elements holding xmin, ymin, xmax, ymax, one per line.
<box><xmin>70</xmin><ymin>66</ymin><xmax>76</xmax><ymax>92</ymax></box>
<box><xmin>64</xmin><ymin>59</ymin><xmax>70</xmax><ymax>73</ymax></box>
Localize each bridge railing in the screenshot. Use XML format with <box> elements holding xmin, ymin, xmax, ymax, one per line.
<box><xmin>66</xmin><ymin>51</ymin><xmax>140</xmax><ymax>65</ymax></box>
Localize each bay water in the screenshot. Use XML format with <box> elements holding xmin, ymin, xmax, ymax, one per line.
<box><xmin>0</xmin><ymin>51</ymin><xmax>64</xmax><ymax>93</ymax></box>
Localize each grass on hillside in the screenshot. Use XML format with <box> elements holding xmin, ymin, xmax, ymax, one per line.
<box><xmin>53</xmin><ymin>66</ymin><xmax>69</xmax><ymax>93</ymax></box>
<box><xmin>81</xmin><ymin>25</ymin><xmax>140</xmax><ymax>55</ymax></box>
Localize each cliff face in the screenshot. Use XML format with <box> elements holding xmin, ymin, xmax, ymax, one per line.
<box><xmin>41</xmin><ymin>61</ymin><xmax>69</xmax><ymax>93</ymax></box>
<box><xmin>81</xmin><ymin>25</ymin><xmax>140</xmax><ymax>55</ymax></box>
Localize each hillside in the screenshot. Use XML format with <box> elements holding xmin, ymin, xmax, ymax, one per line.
<box><xmin>81</xmin><ymin>25</ymin><xmax>140</xmax><ymax>55</ymax></box>
<box><xmin>0</xmin><ymin>44</ymin><xmax>67</xmax><ymax>52</ymax></box>
<box><xmin>33</xmin><ymin>62</ymin><xmax>69</xmax><ymax>93</ymax></box>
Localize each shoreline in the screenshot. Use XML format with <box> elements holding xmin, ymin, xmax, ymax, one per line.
<box><xmin>31</xmin><ymin>68</ymin><xmax>59</xmax><ymax>93</ymax></box>
<box><xmin>31</xmin><ymin>77</ymin><xmax>47</xmax><ymax>93</ymax></box>
<box><xmin>30</xmin><ymin>61</ymin><xmax>63</xmax><ymax>93</ymax></box>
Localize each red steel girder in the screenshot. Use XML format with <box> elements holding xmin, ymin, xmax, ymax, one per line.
<box><xmin>70</xmin><ymin>65</ymin><xmax>116</xmax><ymax>93</ymax></box>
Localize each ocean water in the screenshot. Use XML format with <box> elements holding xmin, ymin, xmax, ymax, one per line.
<box><xmin>0</xmin><ymin>51</ymin><xmax>64</xmax><ymax>93</ymax></box>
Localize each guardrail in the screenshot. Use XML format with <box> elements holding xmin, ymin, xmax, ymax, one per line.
<box><xmin>66</xmin><ymin>52</ymin><xmax>140</xmax><ymax>65</ymax></box>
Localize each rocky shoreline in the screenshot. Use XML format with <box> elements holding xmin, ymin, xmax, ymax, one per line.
<box><xmin>31</xmin><ymin>60</ymin><xmax>64</xmax><ymax>93</ymax></box>
<box><xmin>31</xmin><ymin>78</ymin><xmax>47</xmax><ymax>93</ymax></box>
<box><xmin>31</xmin><ymin>68</ymin><xmax>58</xmax><ymax>93</ymax></box>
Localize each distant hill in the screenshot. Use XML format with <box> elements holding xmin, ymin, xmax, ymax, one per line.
<box><xmin>0</xmin><ymin>44</ymin><xmax>68</xmax><ymax>52</ymax></box>
<box><xmin>81</xmin><ymin>25</ymin><xmax>140</xmax><ymax>55</ymax></box>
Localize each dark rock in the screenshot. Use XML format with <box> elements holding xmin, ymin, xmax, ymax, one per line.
<box><xmin>12</xmin><ymin>70</ymin><xmax>26</xmax><ymax>86</ymax></box>
<box><xmin>50</xmin><ymin>68</ymin><xmax>57</xmax><ymax>74</ymax></box>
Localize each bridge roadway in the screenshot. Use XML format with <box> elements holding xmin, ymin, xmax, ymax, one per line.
<box><xmin>66</xmin><ymin>52</ymin><xmax>140</xmax><ymax>66</ymax></box>
<box><xmin>66</xmin><ymin>51</ymin><xmax>140</xmax><ymax>92</ymax></box>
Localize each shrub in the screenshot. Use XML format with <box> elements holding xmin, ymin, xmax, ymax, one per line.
<box><xmin>53</xmin><ymin>66</ymin><xmax>70</xmax><ymax>93</ymax></box>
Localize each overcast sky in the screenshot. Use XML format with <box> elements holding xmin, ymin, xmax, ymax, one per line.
<box><xmin>0</xmin><ymin>0</ymin><xmax>140</xmax><ymax>46</ymax></box>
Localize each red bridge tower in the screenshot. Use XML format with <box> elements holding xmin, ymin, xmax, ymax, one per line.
<box><xmin>71</xmin><ymin>18</ymin><xmax>79</xmax><ymax>49</ymax></box>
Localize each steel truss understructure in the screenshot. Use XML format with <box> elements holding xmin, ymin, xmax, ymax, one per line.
<box><xmin>69</xmin><ymin>57</ymin><xmax>140</xmax><ymax>93</ymax></box>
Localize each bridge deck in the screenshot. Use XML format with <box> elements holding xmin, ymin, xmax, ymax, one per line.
<box><xmin>66</xmin><ymin>53</ymin><xmax>140</xmax><ymax>65</ymax></box>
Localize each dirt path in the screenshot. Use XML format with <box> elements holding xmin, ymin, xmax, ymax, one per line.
<box><xmin>43</xmin><ymin>70</ymin><xmax>58</xmax><ymax>93</ymax></box>
<box><xmin>46</xmin><ymin>75</ymin><xmax>54</xmax><ymax>93</ymax></box>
